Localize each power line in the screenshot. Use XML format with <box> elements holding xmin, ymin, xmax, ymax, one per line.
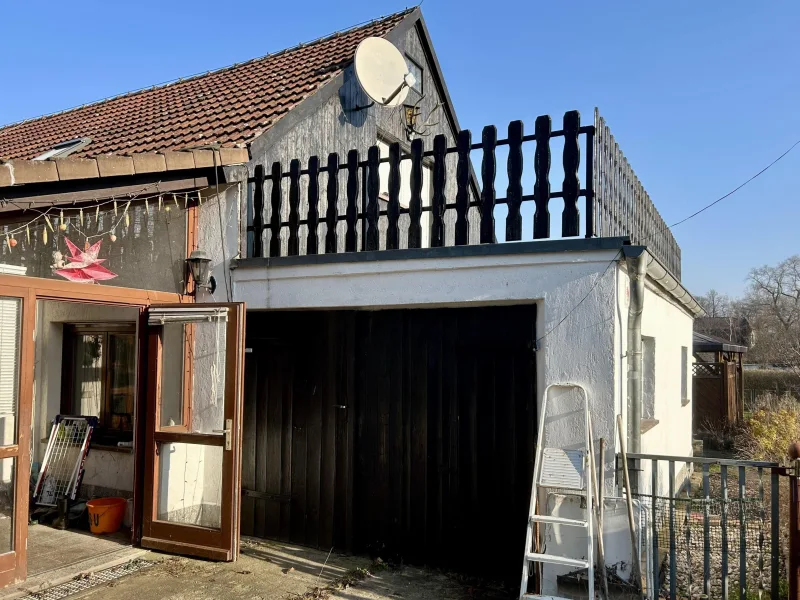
<box><xmin>666</xmin><ymin>138</ymin><xmax>800</xmax><ymax>230</ymax></box>
<box><xmin>537</xmin><ymin>136</ymin><xmax>800</xmax><ymax>347</ymax></box>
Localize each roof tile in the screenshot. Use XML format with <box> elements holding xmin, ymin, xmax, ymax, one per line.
<box><xmin>0</xmin><ymin>10</ymin><xmax>411</xmax><ymax>161</ymax></box>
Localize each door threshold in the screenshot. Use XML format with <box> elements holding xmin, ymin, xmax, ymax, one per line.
<box><xmin>0</xmin><ymin>548</ymin><xmax>147</xmax><ymax>599</ymax></box>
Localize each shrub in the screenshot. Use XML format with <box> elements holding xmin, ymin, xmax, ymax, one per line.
<box><xmin>735</xmin><ymin>392</ymin><xmax>800</xmax><ymax>461</ymax></box>
<box><xmin>744</xmin><ymin>369</ymin><xmax>800</xmax><ymax>399</ymax></box>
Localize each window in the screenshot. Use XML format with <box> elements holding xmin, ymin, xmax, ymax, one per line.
<box><xmin>405</xmin><ymin>55</ymin><xmax>423</xmax><ymax>94</ymax></box>
<box><xmin>642</xmin><ymin>336</ymin><xmax>655</xmax><ymax>419</ymax></box>
<box><xmin>61</xmin><ymin>324</ymin><xmax>136</xmax><ymax>446</ymax></box>
<box><xmin>681</xmin><ymin>346</ymin><xmax>689</xmax><ymax>406</ymax></box>
<box><xmin>0</xmin><ymin>297</ymin><xmax>21</xmax><ymax>447</ymax></box>
<box><xmin>377</xmin><ymin>134</ymin><xmax>432</xmax><ymax>247</ymax></box>
<box><xmin>34</xmin><ymin>137</ymin><xmax>91</xmax><ymax>160</ymax></box>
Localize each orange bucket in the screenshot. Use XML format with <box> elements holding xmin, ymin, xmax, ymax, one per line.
<box><xmin>86</xmin><ymin>497</ymin><xmax>127</xmax><ymax>534</ymax></box>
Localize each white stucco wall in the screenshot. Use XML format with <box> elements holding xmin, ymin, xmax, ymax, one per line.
<box><xmin>614</xmin><ymin>264</ymin><xmax>695</xmax><ymax>496</ymax></box>
<box><xmin>638</xmin><ymin>280</ymin><xmax>695</xmax><ymax>495</ymax></box>
<box><xmin>33</xmin><ymin>301</ymin><xmax>139</xmax><ymax>495</ymax></box>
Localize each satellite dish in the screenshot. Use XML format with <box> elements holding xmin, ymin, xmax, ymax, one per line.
<box><xmin>354</xmin><ymin>37</ymin><xmax>416</xmax><ymax>107</ymax></box>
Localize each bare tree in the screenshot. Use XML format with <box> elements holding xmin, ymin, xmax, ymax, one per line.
<box><xmin>744</xmin><ymin>255</ymin><xmax>800</xmax><ymax>377</ymax></box>
<box><xmin>697</xmin><ymin>289</ymin><xmax>731</xmax><ymax>317</ymax></box>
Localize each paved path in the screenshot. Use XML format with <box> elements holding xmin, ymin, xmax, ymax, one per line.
<box><xmin>64</xmin><ymin>539</ymin><xmax>502</xmax><ymax>600</ymax></box>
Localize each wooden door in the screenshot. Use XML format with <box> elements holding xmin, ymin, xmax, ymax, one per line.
<box><xmin>0</xmin><ymin>289</ymin><xmax>34</xmax><ymax>587</ymax></box>
<box><xmin>141</xmin><ymin>303</ymin><xmax>245</xmax><ymax>561</ymax></box>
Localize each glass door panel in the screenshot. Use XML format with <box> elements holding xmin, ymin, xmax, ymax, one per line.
<box><xmin>141</xmin><ymin>304</ymin><xmax>244</xmax><ymax>562</ymax></box>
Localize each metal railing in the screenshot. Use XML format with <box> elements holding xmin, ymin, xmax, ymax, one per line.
<box><xmin>619</xmin><ymin>452</ymin><xmax>787</xmax><ymax>600</ymax></box>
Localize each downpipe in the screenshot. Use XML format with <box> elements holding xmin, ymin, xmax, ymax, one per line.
<box><xmin>626</xmin><ymin>251</ymin><xmax>646</xmax><ymax>492</ymax></box>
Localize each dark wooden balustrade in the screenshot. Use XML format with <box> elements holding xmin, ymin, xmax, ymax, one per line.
<box><xmin>246</xmin><ymin>109</ymin><xmax>681</xmax><ymax>279</ymax></box>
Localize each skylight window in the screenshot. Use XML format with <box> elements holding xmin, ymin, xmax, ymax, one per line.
<box><xmin>34</xmin><ymin>137</ymin><xmax>91</xmax><ymax>160</ymax></box>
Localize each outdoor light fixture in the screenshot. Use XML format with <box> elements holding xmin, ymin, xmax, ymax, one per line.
<box><xmin>186</xmin><ymin>249</ymin><xmax>217</xmax><ymax>295</ymax></box>
<box><xmin>403</xmin><ymin>104</ymin><xmax>420</xmax><ymax>130</ymax></box>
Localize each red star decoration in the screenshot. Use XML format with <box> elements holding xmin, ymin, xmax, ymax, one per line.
<box><xmin>54</xmin><ymin>238</ymin><xmax>118</xmax><ymax>283</ymax></box>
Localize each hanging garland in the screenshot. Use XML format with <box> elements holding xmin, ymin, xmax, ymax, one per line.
<box><xmin>0</xmin><ymin>187</ymin><xmax>206</xmax><ymax>253</ymax></box>
<box><xmin>0</xmin><ymin>187</ymin><xmax>209</xmax><ymax>283</ymax></box>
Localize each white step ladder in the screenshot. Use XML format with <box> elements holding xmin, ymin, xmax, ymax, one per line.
<box><xmin>520</xmin><ymin>383</ymin><xmax>595</xmax><ymax>600</ymax></box>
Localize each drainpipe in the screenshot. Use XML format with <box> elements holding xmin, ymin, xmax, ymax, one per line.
<box><xmin>626</xmin><ymin>250</ymin><xmax>647</xmax><ymax>492</ymax></box>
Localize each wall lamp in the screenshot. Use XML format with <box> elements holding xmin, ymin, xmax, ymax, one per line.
<box><xmin>186</xmin><ymin>249</ymin><xmax>217</xmax><ymax>295</ymax></box>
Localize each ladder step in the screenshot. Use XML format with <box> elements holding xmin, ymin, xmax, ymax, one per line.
<box><xmin>522</xmin><ymin>595</ymin><xmax>577</xmax><ymax>600</ymax></box>
<box><xmin>525</xmin><ymin>552</ymin><xmax>589</xmax><ymax>569</ymax></box>
<box><xmin>529</xmin><ymin>515</ymin><xmax>588</xmax><ymax>527</ymax></box>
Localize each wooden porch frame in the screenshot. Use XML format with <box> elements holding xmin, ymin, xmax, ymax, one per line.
<box><xmin>0</xmin><ymin>272</ymin><xmax>186</xmax><ymax>587</ymax></box>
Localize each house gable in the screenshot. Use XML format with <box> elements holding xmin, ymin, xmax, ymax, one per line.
<box><xmin>247</xmin><ymin>9</ymin><xmax>480</xmax><ymax>254</ymax></box>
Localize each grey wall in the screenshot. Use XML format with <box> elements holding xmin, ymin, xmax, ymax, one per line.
<box><xmin>247</xmin><ymin>17</ymin><xmax>479</xmax><ymax>257</ymax></box>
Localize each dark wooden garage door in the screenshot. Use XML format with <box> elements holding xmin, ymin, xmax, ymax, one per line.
<box><xmin>242</xmin><ymin>305</ymin><xmax>537</xmax><ymax>579</ymax></box>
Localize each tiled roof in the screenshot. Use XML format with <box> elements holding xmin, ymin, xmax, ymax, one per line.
<box><xmin>0</xmin><ymin>10</ymin><xmax>412</xmax><ymax>161</ymax></box>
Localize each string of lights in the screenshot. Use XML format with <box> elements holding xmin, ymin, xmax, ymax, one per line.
<box><xmin>0</xmin><ymin>184</ymin><xmax>216</xmax><ymax>251</ymax></box>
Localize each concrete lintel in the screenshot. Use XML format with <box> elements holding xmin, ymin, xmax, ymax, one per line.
<box><xmin>235</xmin><ymin>236</ymin><xmax>631</xmax><ymax>270</ymax></box>
<box><xmin>131</xmin><ymin>153</ymin><xmax>167</xmax><ymax>174</ymax></box>
<box><xmin>9</xmin><ymin>159</ymin><xmax>59</xmax><ymax>184</ymax></box>
<box><xmin>96</xmin><ymin>155</ymin><xmax>135</xmax><ymax>178</ymax></box>
<box><xmin>163</xmin><ymin>151</ymin><xmax>196</xmax><ymax>171</ymax></box>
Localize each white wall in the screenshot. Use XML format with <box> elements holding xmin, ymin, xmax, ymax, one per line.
<box><xmin>638</xmin><ymin>281</ymin><xmax>695</xmax><ymax>495</ymax></box>
<box><xmin>33</xmin><ymin>301</ymin><xmax>139</xmax><ymax>494</ymax></box>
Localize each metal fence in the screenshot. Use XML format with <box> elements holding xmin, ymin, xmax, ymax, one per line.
<box><xmin>620</xmin><ymin>453</ymin><xmax>788</xmax><ymax>600</ymax></box>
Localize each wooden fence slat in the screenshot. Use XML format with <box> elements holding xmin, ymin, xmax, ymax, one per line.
<box><xmin>431</xmin><ymin>134</ymin><xmax>447</xmax><ymax>247</ymax></box>
<box><xmin>480</xmin><ymin>125</ymin><xmax>497</xmax><ymax>244</ymax></box>
<box><xmin>455</xmin><ymin>130</ymin><xmax>471</xmax><ymax>246</ymax></box>
<box><xmin>326</xmin><ymin>153</ymin><xmax>339</xmax><ymax>253</ymax></box>
<box><xmin>269</xmin><ymin>161</ymin><xmax>283</xmax><ymax>257</ymax></box>
<box><xmin>307</xmin><ymin>156</ymin><xmax>319</xmax><ymax>255</ymax></box>
<box><xmin>252</xmin><ymin>164</ymin><xmax>265</xmax><ymax>257</ymax></box>
<box><xmin>533</xmin><ymin>115</ymin><xmax>551</xmax><ymax>239</ymax></box>
<box><xmin>613</xmin><ymin>132</ymin><xmax>620</xmax><ymax>236</ymax></box>
<box><xmin>408</xmin><ymin>138</ymin><xmax>423</xmax><ymax>249</ymax></box>
<box><xmin>346</xmin><ymin>149</ymin><xmax>359</xmax><ymax>252</ymax></box>
<box><xmin>288</xmin><ymin>159</ymin><xmax>301</xmax><ymax>256</ymax></box>
<box><xmin>386</xmin><ymin>142</ymin><xmax>401</xmax><ymax>250</ymax></box>
<box><xmin>366</xmin><ymin>145</ymin><xmax>380</xmax><ymax>251</ymax></box>
<box><xmin>505</xmin><ymin>120</ymin><xmax>524</xmax><ymax>241</ymax></box>
<box><xmin>245</xmin><ymin>111</ymin><xmax>680</xmax><ymax>277</ymax></box>
<box><xmin>561</xmin><ymin>110</ymin><xmax>581</xmax><ymax>237</ymax></box>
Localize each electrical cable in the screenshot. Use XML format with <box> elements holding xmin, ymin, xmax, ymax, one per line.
<box><xmin>662</xmin><ymin>138</ymin><xmax>800</xmax><ymax>232</ymax></box>
<box><xmin>536</xmin><ymin>136</ymin><xmax>800</xmax><ymax>347</ymax></box>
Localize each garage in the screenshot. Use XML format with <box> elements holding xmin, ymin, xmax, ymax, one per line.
<box><xmin>241</xmin><ymin>304</ymin><xmax>537</xmax><ymax>579</ymax></box>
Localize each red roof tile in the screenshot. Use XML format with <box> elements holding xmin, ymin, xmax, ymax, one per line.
<box><xmin>0</xmin><ymin>10</ymin><xmax>412</xmax><ymax>161</ymax></box>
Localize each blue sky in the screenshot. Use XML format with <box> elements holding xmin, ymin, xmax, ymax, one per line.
<box><xmin>1</xmin><ymin>1</ymin><xmax>797</xmax><ymax>297</ymax></box>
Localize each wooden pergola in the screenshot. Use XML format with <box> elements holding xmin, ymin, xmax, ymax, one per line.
<box><xmin>693</xmin><ymin>331</ymin><xmax>748</xmax><ymax>427</ymax></box>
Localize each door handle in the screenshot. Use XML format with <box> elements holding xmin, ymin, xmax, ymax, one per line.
<box><xmin>212</xmin><ymin>419</ymin><xmax>233</xmax><ymax>451</ymax></box>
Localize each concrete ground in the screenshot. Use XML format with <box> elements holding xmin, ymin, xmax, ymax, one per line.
<box><xmin>1</xmin><ymin>525</ymin><xmax>145</xmax><ymax>599</ymax></box>
<box><xmin>57</xmin><ymin>538</ymin><xmax>508</xmax><ymax>600</ymax></box>
<box><xmin>26</xmin><ymin>525</ymin><xmax>134</xmax><ymax>577</ymax></box>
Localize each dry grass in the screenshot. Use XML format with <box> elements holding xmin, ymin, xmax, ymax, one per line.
<box><xmin>735</xmin><ymin>392</ymin><xmax>800</xmax><ymax>462</ymax></box>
